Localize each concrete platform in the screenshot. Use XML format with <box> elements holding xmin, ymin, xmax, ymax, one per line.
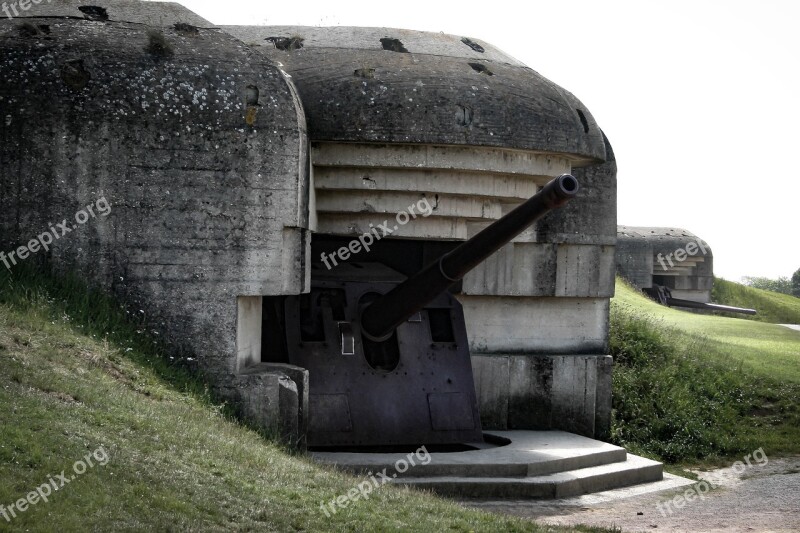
<box><xmin>310</xmin><ymin>431</ymin><xmax>672</xmax><ymax>499</ymax></box>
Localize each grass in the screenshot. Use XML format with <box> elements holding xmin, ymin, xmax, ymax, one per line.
<box><xmin>610</xmin><ymin>278</ymin><xmax>800</xmax><ymax>464</ymax></box>
<box><xmin>0</xmin><ymin>265</ymin><xmax>608</xmax><ymax>532</ymax></box>
<box><xmin>712</xmin><ymin>277</ymin><xmax>800</xmax><ymax>325</ymax></box>
<box><xmin>614</xmin><ymin>279</ymin><xmax>800</xmax><ymax>383</ymax></box>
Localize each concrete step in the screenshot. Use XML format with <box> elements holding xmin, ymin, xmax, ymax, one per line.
<box><xmin>394</xmin><ymin>454</ymin><xmax>664</xmax><ymax>499</ymax></box>
<box><xmin>310</xmin><ymin>431</ymin><xmax>669</xmax><ymax>499</ymax></box>
<box><xmin>311</xmin><ymin>431</ymin><xmax>629</xmax><ymax>479</ymax></box>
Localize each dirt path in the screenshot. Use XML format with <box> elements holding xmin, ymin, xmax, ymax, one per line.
<box><xmin>464</xmin><ymin>456</ymin><xmax>800</xmax><ymax>532</ymax></box>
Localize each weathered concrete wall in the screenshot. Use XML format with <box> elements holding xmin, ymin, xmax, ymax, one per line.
<box><xmin>0</xmin><ymin>5</ymin><xmax>310</xmax><ymax>431</ymax></box>
<box><xmin>459</xmin><ymin>297</ymin><xmax>610</xmax><ymax>354</ymax></box>
<box><xmin>472</xmin><ymin>354</ymin><xmax>612</xmax><ymax>439</ymax></box>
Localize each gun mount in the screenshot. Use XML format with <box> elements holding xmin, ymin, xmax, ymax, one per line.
<box><xmin>284</xmin><ymin>175</ymin><xmax>580</xmax><ymax>447</ymax></box>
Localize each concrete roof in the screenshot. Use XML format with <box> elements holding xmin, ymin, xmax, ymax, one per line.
<box><xmin>618</xmin><ymin>226</ymin><xmax>698</xmax><ymax>240</ymax></box>
<box><xmin>222</xmin><ymin>25</ymin><xmax>607</xmax><ymax>164</ymax></box>
<box><xmin>617</xmin><ymin>226</ymin><xmax>712</xmax><ymax>256</ymax></box>
<box><xmin>18</xmin><ymin>0</ymin><xmax>212</xmax><ymax>27</ymax></box>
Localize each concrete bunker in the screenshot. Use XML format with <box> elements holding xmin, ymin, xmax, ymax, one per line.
<box><xmin>616</xmin><ymin>226</ymin><xmax>714</xmax><ymax>302</ymax></box>
<box><xmin>4</xmin><ymin>1</ymin><xmax>618</xmax><ymax>450</ymax></box>
<box><xmin>224</xmin><ymin>25</ymin><xmax>618</xmax><ymax>443</ymax></box>
<box><xmin>616</xmin><ymin>226</ymin><xmax>755</xmax><ymax>315</ymax></box>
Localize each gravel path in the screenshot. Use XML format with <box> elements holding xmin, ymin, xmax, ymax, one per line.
<box><xmin>464</xmin><ymin>456</ymin><xmax>800</xmax><ymax>532</ymax></box>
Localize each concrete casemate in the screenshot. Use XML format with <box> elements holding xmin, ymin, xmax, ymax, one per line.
<box><xmin>226</xmin><ymin>25</ymin><xmax>618</xmax><ymax>439</ymax></box>
<box><xmin>616</xmin><ymin>226</ymin><xmax>713</xmax><ymax>303</ymax></box>
<box><xmin>2</xmin><ymin>0</ymin><xmax>617</xmax><ymax>447</ymax></box>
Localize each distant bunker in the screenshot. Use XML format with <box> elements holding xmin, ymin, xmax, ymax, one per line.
<box><xmin>616</xmin><ymin>226</ymin><xmax>713</xmax><ymax>303</ymax></box>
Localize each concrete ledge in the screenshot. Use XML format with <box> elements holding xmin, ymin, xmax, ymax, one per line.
<box><xmin>399</xmin><ymin>455</ymin><xmax>663</xmax><ymax>499</ymax></box>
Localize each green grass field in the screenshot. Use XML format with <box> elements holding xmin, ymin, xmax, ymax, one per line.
<box><xmin>610</xmin><ymin>278</ymin><xmax>800</xmax><ymax>464</ymax></box>
<box><xmin>0</xmin><ymin>267</ymin><xmax>611</xmax><ymax>532</ymax></box>
<box><xmin>615</xmin><ymin>280</ymin><xmax>800</xmax><ymax>383</ymax></box>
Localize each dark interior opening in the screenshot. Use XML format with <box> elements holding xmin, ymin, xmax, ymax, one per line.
<box><xmin>262</xmin><ymin>296</ymin><xmax>289</xmax><ymax>363</ymax></box>
<box><xmin>576</xmin><ymin>109</ymin><xmax>590</xmax><ymax>133</ymax></box>
<box><xmin>266</xmin><ymin>36</ymin><xmax>305</xmax><ymax>51</ymax></box>
<box><xmin>468</xmin><ymin>62</ymin><xmax>493</xmax><ymax>76</ymax></box>
<box><xmin>652</xmin><ymin>274</ymin><xmax>672</xmax><ymax>287</ymax></box>
<box><xmin>359</xmin><ymin>291</ymin><xmax>400</xmax><ymax>371</ymax></box>
<box><xmin>308</xmin><ymin>433</ymin><xmax>511</xmax><ymax>453</ymax></box>
<box><xmin>78</xmin><ymin>6</ymin><xmax>109</xmax><ymax>21</ymax></box>
<box><xmin>427</xmin><ymin>308</ymin><xmax>455</xmax><ymax>342</ymax></box>
<box><xmin>461</xmin><ymin>37</ymin><xmax>485</xmax><ymax>53</ymax></box>
<box><xmin>361</xmin><ymin>330</ymin><xmax>401</xmax><ymax>372</ymax></box>
<box><xmin>310</xmin><ymin>442</ymin><xmax>479</xmax><ymax>453</ymax></box>
<box><xmin>299</xmin><ymin>292</ymin><xmax>325</xmax><ymax>342</ymax></box>
<box><xmin>380</xmin><ymin>37</ymin><xmax>409</xmax><ymax>53</ymax></box>
<box><xmin>296</xmin><ymin>289</ymin><xmax>348</xmax><ymax>343</ymax></box>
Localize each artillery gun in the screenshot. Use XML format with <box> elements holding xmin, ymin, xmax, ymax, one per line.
<box><xmin>645</xmin><ymin>285</ymin><xmax>756</xmax><ymax>315</ymax></box>
<box><xmin>283</xmin><ymin>174</ymin><xmax>580</xmax><ymax>447</ymax></box>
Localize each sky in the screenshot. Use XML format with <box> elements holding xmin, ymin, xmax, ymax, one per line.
<box><xmin>163</xmin><ymin>0</ymin><xmax>798</xmax><ymax>282</ymax></box>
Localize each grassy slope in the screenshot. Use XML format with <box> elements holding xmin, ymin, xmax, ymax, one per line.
<box><xmin>712</xmin><ymin>277</ymin><xmax>800</xmax><ymax>325</ymax></box>
<box><xmin>0</xmin><ymin>269</ymin><xmax>609</xmax><ymax>532</ymax></box>
<box><xmin>610</xmin><ymin>278</ymin><xmax>800</xmax><ymax>464</ymax></box>
<box><xmin>615</xmin><ymin>280</ymin><xmax>800</xmax><ymax>383</ymax></box>
<box><xmin>5</xmin><ymin>267</ymin><xmax>796</xmax><ymax>528</ymax></box>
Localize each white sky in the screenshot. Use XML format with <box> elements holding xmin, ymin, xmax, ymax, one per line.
<box><xmin>167</xmin><ymin>0</ymin><xmax>799</xmax><ymax>281</ymax></box>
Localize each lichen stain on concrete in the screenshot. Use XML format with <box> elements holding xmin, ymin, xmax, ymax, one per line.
<box><xmin>354</xmin><ymin>68</ymin><xmax>375</xmax><ymax>79</ymax></box>
<box><xmin>61</xmin><ymin>59</ymin><xmax>91</xmax><ymax>91</ymax></box>
<box><xmin>245</xmin><ymin>106</ymin><xmax>259</xmax><ymax>126</ymax></box>
<box><xmin>145</xmin><ymin>30</ymin><xmax>174</xmax><ymax>58</ymax></box>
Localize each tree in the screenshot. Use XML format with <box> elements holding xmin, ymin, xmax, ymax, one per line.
<box><xmin>741</xmin><ymin>276</ymin><xmax>792</xmax><ymax>295</ymax></box>
<box><xmin>792</xmin><ymin>268</ymin><xmax>800</xmax><ymax>298</ymax></box>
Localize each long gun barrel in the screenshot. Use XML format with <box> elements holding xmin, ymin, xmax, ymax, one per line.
<box><xmin>666</xmin><ymin>297</ymin><xmax>757</xmax><ymax>315</ymax></box>
<box><xmin>360</xmin><ymin>174</ymin><xmax>580</xmax><ymax>341</ymax></box>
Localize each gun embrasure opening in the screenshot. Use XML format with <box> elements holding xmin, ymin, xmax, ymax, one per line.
<box><xmin>359</xmin><ymin>174</ymin><xmax>580</xmax><ymax>342</ymax></box>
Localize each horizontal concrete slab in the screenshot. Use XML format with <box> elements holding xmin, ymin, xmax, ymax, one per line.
<box><xmin>397</xmin><ymin>454</ymin><xmax>663</xmax><ymax>499</ymax></box>
<box><xmin>311</xmin><ymin>430</ymin><xmax>626</xmax><ymax>479</ymax></box>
